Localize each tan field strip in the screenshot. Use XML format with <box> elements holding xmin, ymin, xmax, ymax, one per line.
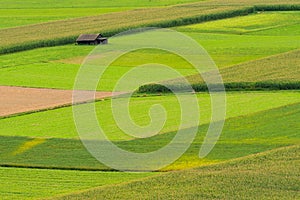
<box><xmin>0</xmin><ymin>86</ymin><xmax>120</xmax><ymax>117</ymax></box>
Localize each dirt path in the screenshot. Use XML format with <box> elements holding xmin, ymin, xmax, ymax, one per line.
<box><xmin>0</xmin><ymin>86</ymin><xmax>122</xmax><ymax>117</ymax></box>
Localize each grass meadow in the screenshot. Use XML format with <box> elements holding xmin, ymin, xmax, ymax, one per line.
<box><xmin>0</xmin><ymin>0</ymin><xmax>207</xmax><ymax>29</ymax></box>
<box><xmin>1</xmin><ymin>92</ymin><xmax>299</xmax><ymax>139</ymax></box>
<box><xmin>1</xmin><ymin>1</ymin><xmax>299</xmax><ymax>54</ymax></box>
<box><xmin>0</xmin><ymin>167</ymin><xmax>153</xmax><ymax>200</ymax></box>
<box><xmin>0</xmin><ymin>1</ymin><xmax>300</xmax><ymax>199</ymax></box>
<box><xmin>0</xmin><ymin>5</ymin><xmax>246</xmax><ymax>53</ymax></box>
<box><xmin>52</xmin><ymin>145</ymin><xmax>300</xmax><ymax>199</ymax></box>
<box><xmin>175</xmin><ymin>11</ymin><xmax>300</xmax><ymax>35</ymax></box>
<box><xmin>186</xmin><ymin>49</ymin><xmax>300</xmax><ymax>84</ymax></box>
<box><xmin>0</xmin><ymin>8</ymin><xmax>133</xmax><ymax>29</ymax></box>
<box><xmin>1</xmin><ymin>12</ymin><xmax>299</xmax><ymax>91</ymax></box>
<box><xmin>0</xmin><ymin>92</ymin><xmax>299</xmax><ymax>171</ymax></box>
<box><xmin>0</xmin><ymin>0</ymin><xmax>202</xmax><ymax>9</ymax></box>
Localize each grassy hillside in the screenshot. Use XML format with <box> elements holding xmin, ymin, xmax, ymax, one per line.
<box><xmin>1</xmin><ymin>92</ymin><xmax>299</xmax><ymax>139</ymax></box>
<box><xmin>0</xmin><ymin>8</ymin><xmax>133</xmax><ymax>29</ymax></box>
<box><xmin>1</xmin><ymin>94</ymin><xmax>299</xmax><ymax>170</ymax></box>
<box><xmin>0</xmin><ymin>0</ymin><xmax>205</xmax><ymax>29</ymax></box>
<box><xmin>0</xmin><ymin>0</ymin><xmax>202</xmax><ymax>9</ymax></box>
<box><xmin>0</xmin><ymin>167</ymin><xmax>153</xmax><ymax>200</ymax></box>
<box><xmin>1</xmin><ymin>0</ymin><xmax>299</xmax><ymax>54</ymax></box>
<box><xmin>0</xmin><ymin>5</ymin><xmax>251</xmax><ymax>54</ymax></box>
<box><xmin>1</xmin><ymin>1</ymin><xmax>299</xmax><ymax>199</ymax></box>
<box><xmin>52</xmin><ymin>144</ymin><xmax>300</xmax><ymax>199</ymax></box>
<box><xmin>177</xmin><ymin>11</ymin><xmax>300</xmax><ymax>67</ymax></box>
<box><xmin>176</xmin><ymin>11</ymin><xmax>300</xmax><ymax>35</ymax></box>
<box><xmin>185</xmin><ymin>49</ymin><xmax>300</xmax><ymax>84</ymax></box>
<box><xmin>1</xmin><ymin>11</ymin><xmax>299</xmax><ymax>91</ymax></box>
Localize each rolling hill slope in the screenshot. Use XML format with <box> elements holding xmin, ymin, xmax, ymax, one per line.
<box><xmin>1</xmin><ymin>0</ymin><xmax>299</xmax><ymax>54</ymax></box>
<box><xmin>52</xmin><ymin>144</ymin><xmax>300</xmax><ymax>199</ymax></box>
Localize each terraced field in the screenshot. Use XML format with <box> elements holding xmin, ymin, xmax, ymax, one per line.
<box><xmin>0</xmin><ymin>0</ymin><xmax>299</xmax><ymax>199</ymax></box>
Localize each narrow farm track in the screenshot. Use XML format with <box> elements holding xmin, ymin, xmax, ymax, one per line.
<box><xmin>0</xmin><ymin>86</ymin><xmax>122</xmax><ymax>117</ymax></box>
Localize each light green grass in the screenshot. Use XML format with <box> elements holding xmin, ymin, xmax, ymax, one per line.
<box><xmin>0</xmin><ymin>0</ymin><xmax>206</xmax><ymax>28</ymax></box>
<box><xmin>0</xmin><ymin>92</ymin><xmax>299</xmax><ymax>170</ymax></box>
<box><xmin>175</xmin><ymin>11</ymin><xmax>300</xmax><ymax>67</ymax></box>
<box><xmin>219</xmin><ymin>49</ymin><xmax>300</xmax><ymax>82</ymax></box>
<box><xmin>1</xmin><ymin>92</ymin><xmax>299</xmax><ymax>140</ymax></box>
<box><xmin>0</xmin><ymin>4</ymin><xmax>230</xmax><ymax>52</ymax></box>
<box><xmin>52</xmin><ymin>145</ymin><xmax>300</xmax><ymax>200</ymax></box>
<box><xmin>176</xmin><ymin>11</ymin><xmax>300</xmax><ymax>35</ymax></box>
<box><xmin>0</xmin><ymin>45</ymin><xmax>93</xmax><ymax>68</ymax></box>
<box><xmin>187</xmin><ymin>49</ymin><xmax>300</xmax><ymax>84</ymax></box>
<box><xmin>0</xmin><ymin>47</ymin><xmax>196</xmax><ymax>90</ymax></box>
<box><xmin>188</xmin><ymin>32</ymin><xmax>300</xmax><ymax>67</ymax></box>
<box><xmin>0</xmin><ymin>0</ymin><xmax>203</xmax><ymax>9</ymax></box>
<box><xmin>0</xmin><ymin>8</ymin><xmax>134</xmax><ymax>29</ymax></box>
<box><xmin>1</xmin><ymin>0</ymin><xmax>299</xmax><ymax>54</ymax></box>
<box><xmin>1</xmin><ymin>20</ymin><xmax>300</xmax><ymax>91</ymax></box>
<box><xmin>248</xmin><ymin>23</ymin><xmax>300</xmax><ymax>36</ymax></box>
<box><xmin>0</xmin><ymin>167</ymin><xmax>153</xmax><ymax>200</ymax></box>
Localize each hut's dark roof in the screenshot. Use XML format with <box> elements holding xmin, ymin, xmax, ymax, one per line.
<box><xmin>76</xmin><ymin>34</ymin><xmax>100</xmax><ymax>42</ymax></box>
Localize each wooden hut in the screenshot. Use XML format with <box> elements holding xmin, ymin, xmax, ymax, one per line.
<box><xmin>76</xmin><ymin>34</ymin><xmax>108</xmax><ymax>45</ymax></box>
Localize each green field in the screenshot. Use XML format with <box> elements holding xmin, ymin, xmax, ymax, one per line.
<box><xmin>176</xmin><ymin>11</ymin><xmax>300</xmax><ymax>35</ymax></box>
<box><xmin>52</xmin><ymin>145</ymin><xmax>300</xmax><ymax>199</ymax></box>
<box><xmin>1</xmin><ymin>0</ymin><xmax>299</xmax><ymax>54</ymax></box>
<box><xmin>0</xmin><ymin>8</ymin><xmax>133</xmax><ymax>29</ymax></box>
<box><xmin>0</xmin><ymin>0</ymin><xmax>202</xmax><ymax>8</ymax></box>
<box><xmin>1</xmin><ymin>12</ymin><xmax>300</xmax><ymax>91</ymax></box>
<box><xmin>186</xmin><ymin>49</ymin><xmax>300</xmax><ymax>84</ymax></box>
<box><xmin>2</xmin><ymin>0</ymin><xmax>298</xmax><ymax>53</ymax></box>
<box><xmin>1</xmin><ymin>92</ymin><xmax>299</xmax><ymax>171</ymax></box>
<box><xmin>177</xmin><ymin>11</ymin><xmax>300</xmax><ymax>67</ymax></box>
<box><xmin>0</xmin><ymin>167</ymin><xmax>153</xmax><ymax>200</ymax></box>
<box><xmin>0</xmin><ymin>0</ymin><xmax>207</xmax><ymax>29</ymax></box>
<box><xmin>0</xmin><ymin>4</ymin><xmax>241</xmax><ymax>53</ymax></box>
<box><xmin>1</xmin><ymin>92</ymin><xmax>299</xmax><ymax>139</ymax></box>
<box><xmin>1</xmin><ymin>0</ymin><xmax>300</xmax><ymax>199</ymax></box>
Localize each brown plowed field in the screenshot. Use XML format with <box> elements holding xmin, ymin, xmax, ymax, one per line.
<box><xmin>0</xmin><ymin>86</ymin><xmax>121</xmax><ymax>117</ymax></box>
